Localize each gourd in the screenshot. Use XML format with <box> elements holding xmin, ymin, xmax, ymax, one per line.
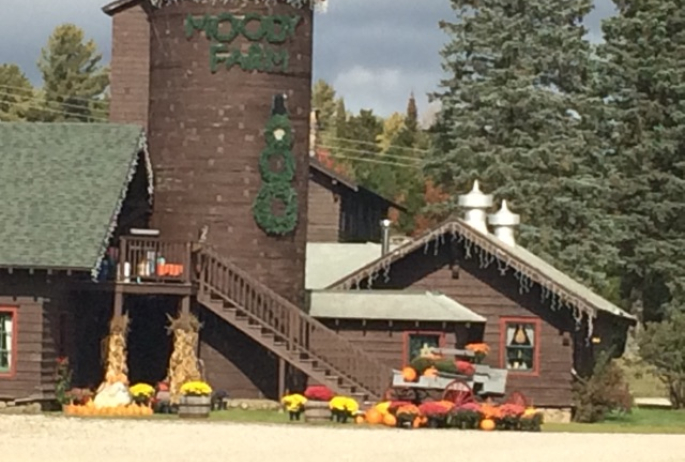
<box><xmin>412</xmin><ymin>417</ymin><xmax>422</xmax><ymax>428</ymax></box>
<box><xmin>480</xmin><ymin>418</ymin><xmax>496</xmax><ymax>431</ymax></box>
<box><xmin>355</xmin><ymin>415</ymin><xmax>365</xmax><ymax>424</ymax></box>
<box><xmin>383</xmin><ymin>413</ymin><xmax>397</xmax><ymax>427</ymax></box>
<box><xmin>423</xmin><ymin>366</ymin><xmax>439</xmax><ymax>378</ymax></box>
<box><xmin>401</xmin><ymin>367</ymin><xmax>418</xmax><ymax>382</ymax></box>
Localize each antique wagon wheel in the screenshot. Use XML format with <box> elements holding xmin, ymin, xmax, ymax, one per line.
<box><xmin>442</xmin><ymin>379</ymin><xmax>474</xmax><ymax>407</ymax></box>
<box><xmin>505</xmin><ymin>390</ymin><xmax>529</xmax><ymax>407</ymax></box>
<box><xmin>384</xmin><ymin>387</ymin><xmax>420</xmax><ymax>404</ymax></box>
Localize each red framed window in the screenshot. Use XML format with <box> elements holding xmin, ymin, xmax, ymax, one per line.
<box><xmin>0</xmin><ymin>307</ymin><xmax>18</xmax><ymax>377</ymax></box>
<box><xmin>499</xmin><ymin>317</ymin><xmax>541</xmax><ymax>376</ymax></box>
<box><xmin>403</xmin><ymin>331</ymin><xmax>445</xmax><ymax>365</ymax></box>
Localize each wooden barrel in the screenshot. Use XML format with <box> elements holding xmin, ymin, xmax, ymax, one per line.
<box><xmin>304</xmin><ymin>400</ymin><xmax>332</xmax><ymax>423</ymax></box>
<box><xmin>178</xmin><ymin>395</ymin><xmax>211</xmax><ymax>419</ymax></box>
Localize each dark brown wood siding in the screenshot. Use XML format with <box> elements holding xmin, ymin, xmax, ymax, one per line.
<box><xmin>108</xmin><ymin>3</ymin><xmax>150</xmax><ymax>128</ymax></box>
<box><xmin>339</xmin><ymin>190</ymin><xmax>389</xmax><ymax>243</ymax></box>
<box><xmin>0</xmin><ymin>273</ymin><xmax>75</xmax><ymax>401</ymax></box>
<box><xmin>307</xmin><ymin>170</ymin><xmax>341</xmax><ymax>242</ymax></box>
<box><xmin>197</xmin><ymin>305</ymin><xmax>278</xmax><ymax>399</ymax></box>
<box><xmin>363</xmin><ymin>242</ymin><xmax>576</xmax><ymax>407</ymax></box>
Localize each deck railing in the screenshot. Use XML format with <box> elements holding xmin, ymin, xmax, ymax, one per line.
<box><xmin>117</xmin><ymin>237</ymin><xmax>192</xmax><ymax>284</ymax></box>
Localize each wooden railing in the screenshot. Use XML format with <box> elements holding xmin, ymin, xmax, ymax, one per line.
<box><xmin>196</xmin><ymin>247</ymin><xmax>391</xmax><ymax>400</ymax></box>
<box><xmin>117</xmin><ymin>237</ymin><xmax>192</xmax><ymax>284</ymax></box>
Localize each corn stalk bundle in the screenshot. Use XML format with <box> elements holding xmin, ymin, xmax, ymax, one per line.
<box><xmin>166</xmin><ymin>311</ymin><xmax>202</xmax><ymax>403</ymax></box>
<box><xmin>100</xmin><ymin>314</ymin><xmax>130</xmax><ymax>386</ymax></box>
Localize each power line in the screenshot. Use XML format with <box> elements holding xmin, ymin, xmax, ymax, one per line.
<box><xmin>0</xmin><ymin>96</ymin><xmax>110</xmax><ymax>122</ymax></box>
<box><xmin>323</xmin><ymin>134</ymin><xmax>430</xmax><ymax>154</ymax></box>
<box><xmin>0</xmin><ymin>90</ymin><xmax>110</xmax><ymax>120</ymax></box>
<box><xmin>324</xmin><ymin>152</ymin><xmax>421</xmax><ymax>169</ymax></box>
<box><xmin>316</xmin><ymin>143</ymin><xmax>423</xmax><ymax>163</ymax></box>
<box><xmin>0</xmin><ymin>84</ymin><xmax>110</xmax><ymax>107</ymax></box>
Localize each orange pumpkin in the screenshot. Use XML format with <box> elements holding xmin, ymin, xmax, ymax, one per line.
<box><xmin>480</xmin><ymin>418</ymin><xmax>496</xmax><ymax>431</ymax></box>
<box><xmin>355</xmin><ymin>415</ymin><xmax>365</xmax><ymax>424</ymax></box>
<box><xmin>383</xmin><ymin>413</ymin><xmax>397</xmax><ymax>427</ymax></box>
<box><xmin>401</xmin><ymin>367</ymin><xmax>418</xmax><ymax>382</ymax></box>
<box><xmin>423</xmin><ymin>366</ymin><xmax>438</xmax><ymax>378</ymax></box>
<box><xmin>412</xmin><ymin>417</ymin><xmax>422</xmax><ymax>428</ymax></box>
<box><xmin>365</xmin><ymin>408</ymin><xmax>383</xmax><ymax>425</ymax></box>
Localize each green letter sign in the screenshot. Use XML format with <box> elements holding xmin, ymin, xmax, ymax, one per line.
<box><xmin>185</xmin><ymin>12</ymin><xmax>302</xmax><ymax>74</ymax></box>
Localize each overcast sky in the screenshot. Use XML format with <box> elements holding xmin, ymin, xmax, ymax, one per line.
<box><xmin>0</xmin><ymin>0</ymin><xmax>616</xmax><ymax>118</ymax></box>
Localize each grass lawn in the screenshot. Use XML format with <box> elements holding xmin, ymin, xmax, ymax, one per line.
<box><xmin>543</xmin><ymin>408</ymin><xmax>685</xmax><ymax>434</ymax></box>
<box><xmin>51</xmin><ymin>407</ymin><xmax>685</xmax><ymax>434</ymax></box>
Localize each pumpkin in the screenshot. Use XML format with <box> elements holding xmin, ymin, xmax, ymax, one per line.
<box><xmin>382</xmin><ymin>413</ymin><xmax>397</xmax><ymax>427</ymax></box>
<box><xmin>480</xmin><ymin>418</ymin><xmax>496</xmax><ymax>431</ymax></box>
<box><xmin>412</xmin><ymin>417</ymin><xmax>422</xmax><ymax>428</ymax></box>
<box><xmin>355</xmin><ymin>415</ymin><xmax>365</xmax><ymax>424</ymax></box>
<box><xmin>365</xmin><ymin>408</ymin><xmax>383</xmax><ymax>425</ymax></box>
<box><xmin>423</xmin><ymin>366</ymin><xmax>438</xmax><ymax>378</ymax></box>
<box><xmin>401</xmin><ymin>367</ymin><xmax>418</xmax><ymax>382</ymax></box>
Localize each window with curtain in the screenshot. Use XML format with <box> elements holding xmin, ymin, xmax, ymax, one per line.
<box><xmin>406</xmin><ymin>332</ymin><xmax>442</xmax><ymax>364</ymax></box>
<box><xmin>0</xmin><ymin>311</ymin><xmax>14</xmax><ymax>373</ymax></box>
<box><xmin>501</xmin><ymin>319</ymin><xmax>539</xmax><ymax>373</ymax></box>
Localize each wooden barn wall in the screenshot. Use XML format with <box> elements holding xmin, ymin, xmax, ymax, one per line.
<box><xmin>366</xmin><ymin>242</ymin><xmax>577</xmax><ymax>407</ymax></box>
<box><xmin>314</xmin><ymin>320</ymin><xmax>477</xmax><ymax>371</ymax></box>
<box><xmin>197</xmin><ymin>305</ymin><xmax>278</xmax><ymax>399</ymax></box>
<box><xmin>306</xmin><ymin>170</ymin><xmax>342</xmax><ymax>242</ymax></box>
<box><xmin>0</xmin><ymin>273</ymin><xmax>75</xmax><ymax>401</ymax></box>
<box><xmin>108</xmin><ymin>3</ymin><xmax>151</xmax><ymax>128</ymax></box>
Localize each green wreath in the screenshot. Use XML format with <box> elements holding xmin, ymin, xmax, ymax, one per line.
<box><xmin>265</xmin><ymin>114</ymin><xmax>293</xmax><ymax>149</ymax></box>
<box><xmin>252</xmin><ymin>182</ymin><xmax>298</xmax><ymax>235</ymax></box>
<box><xmin>259</xmin><ymin>145</ymin><xmax>296</xmax><ymax>183</ymax></box>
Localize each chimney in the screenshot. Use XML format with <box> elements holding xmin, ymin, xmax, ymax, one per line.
<box><xmin>488</xmin><ymin>200</ymin><xmax>520</xmax><ymax>247</ymax></box>
<box><xmin>458</xmin><ymin>180</ymin><xmax>493</xmax><ymax>234</ymax></box>
<box><xmin>380</xmin><ymin>219</ymin><xmax>392</xmax><ymax>256</ymax></box>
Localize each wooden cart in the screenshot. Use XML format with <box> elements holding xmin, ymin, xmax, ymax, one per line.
<box><xmin>386</xmin><ymin>348</ymin><xmax>509</xmax><ymax>406</ymax></box>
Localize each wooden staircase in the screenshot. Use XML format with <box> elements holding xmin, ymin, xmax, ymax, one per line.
<box><xmin>195</xmin><ymin>247</ymin><xmax>391</xmax><ymax>402</ymax></box>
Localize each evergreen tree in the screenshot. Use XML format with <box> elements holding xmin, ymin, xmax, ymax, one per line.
<box><xmin>37</xmin><ymin>24</ymin><xmax>109</xmax><ymax>122</ymax></box>
<box><xmin>425</xmin><ymin>0</ymin><xmax>621</xmax><ymax>289</ymax></box>
<box><xmin>0</xmin><ymin>64</ymin><xmax>34</xmax><ymax>121</ymax></box>
<box><xmin>312</xmin><ymin>79</ymin><xmax>337</xmax><ymax>131</ymax></box>
<box><xmin>595</xmin><ymin>1</ymin><xmax>685</xmax><ymax>321</ymax></box>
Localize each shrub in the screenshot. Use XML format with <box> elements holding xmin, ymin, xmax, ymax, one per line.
<box><xmin>573</xmin><ymin>351</ymin><xmax>633</xmax><ymax>423</ymax></box>
<box><xmin>639</xmin><ymin>313</ymin><xmax>685</xmax><ymax>409</ymax></box>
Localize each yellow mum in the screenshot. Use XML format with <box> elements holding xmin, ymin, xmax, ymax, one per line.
<box><xmin>329</xmin><ymin>396</ymin><xmax>359</xmax><ymax>414</ymax></box>
<box><xmin>374</xmin><ymin>401</ymin><xmax>391</xmax><ymax>416</ymax></box>
<box><xmin>281</xmin><ymin>393</ymin><xmax>307</xmax><ymax>412</ymax></box>
<box><xmin>129</xmin><ymin>383</ymin><xmax>155</xmax><ymax>398</ymax></box>
<box><xmin>180</xmin><ymin>381</ymin><xmax>213</xmax><ymax>396</ymax></box>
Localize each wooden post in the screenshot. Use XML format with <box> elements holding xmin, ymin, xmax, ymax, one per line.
<box><xmin>181</xmin><ymin>295</ymin><xmax>191</xmax><ymax>315</ymax></box>
<box><xmin>278</xmin><ymin>357</ymin><xmax>286</xmax><ymax>399</ymax></box>
<box><xmin>113</xmin><ymin>286</ymin><xmax>124</xmax><ymax>317</ymax></box>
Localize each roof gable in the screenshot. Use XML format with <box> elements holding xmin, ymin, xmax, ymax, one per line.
<box><xmin>326</xmin><ymin>219</ymin><xmax>635</xmax><ymax>323</ymax></box>
<box><xmin>0</xmin><ymin>123</ymin><xmax>148</xmax><ymax>275</ymax></box>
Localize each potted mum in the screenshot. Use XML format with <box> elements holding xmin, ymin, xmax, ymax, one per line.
<box><xmin>465</xmin><ymin>343</ymin><xmax>490</xmax><ymax>364</ymax></box>
<box><xmin>303</xmin><ymin>385</ymin><xmax>334</xmax><ymax>423</ymax></box>
<box><xmin>129</xmin><ymin>383</ymin><xmax>155</xmax><ymax>407</ymax></box>
<box><xmin>329</xmin><ymin>396</ymin><xmax>359</xmax><ymax>423</ymax></box>
<box><xmin>281</xmin><ymin>392</ymin><xmax>307</xmax><ymax>421</ymax></box>
<box><xmin>178</xmin><ymin>380</ymin><xmax>213</xmax><ymax>419</ymax></box>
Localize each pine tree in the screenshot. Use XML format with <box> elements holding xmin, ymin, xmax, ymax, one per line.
<box><xmin>312</xmin><ymin>79</ymin><xmax>337</xmax><ymax>131</ymax></box>
<box><xmin>0</xmin><ymin>64</ymin><xmax>34</xmax><ymax>121</ymax></box>
<box><xmin>37</xmin><ymin>24</ymin><xmax>109</xmax><ymax>122</ymax></box>
<box><xmin>426</xmin><ymin>0</ymin><xmax>621</xmax><ymax>289</ymax></box>
<box><xmin>595</xmin><ymin>1</ymin><xmax>685</xmax><ymax>321</ymax></box>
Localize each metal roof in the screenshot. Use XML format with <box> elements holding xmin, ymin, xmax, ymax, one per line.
<box><xmin>306</xmin><ymin>242</ymin><xmax>398</xmax><ymax>290</ymax></box>
<box><xmin>309</xmin><ymin>290</ymin><xmax>487</xmax><ymax>323</ymax></box>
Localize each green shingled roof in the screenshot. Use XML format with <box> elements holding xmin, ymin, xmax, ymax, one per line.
<box><xmin>0</xmin><ymin>123</ymin><xmax>146</xmax><ymax>272</ymax></box>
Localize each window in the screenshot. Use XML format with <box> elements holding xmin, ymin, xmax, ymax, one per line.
<box><xmin>500</xmin><ymin>318</ymin><xmax>540</xmax><ymax>375</ymax></box>
<box><xmin>404</xmin><ymin>332</ymin><xmax>444</xmax><ymax>365</ymax></box>
<box><xmin>0</xmin><ymin>309</ymin><xmax>17</xmax><ymax>375</ymax></box>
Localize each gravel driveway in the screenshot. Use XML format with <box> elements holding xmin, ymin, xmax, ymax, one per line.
<box><xmin>1</xmin><ymin>415</ymin><xmax>683</xmax><ymax>462</ymax></box>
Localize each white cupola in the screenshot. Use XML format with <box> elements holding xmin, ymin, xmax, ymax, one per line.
<box><xmin>458</xmin><ymin>180</ymin><xmax>493</xmax><ymax>234</ymax></box>
<box><xmin>488</xmin><ymin>200</ymin><xmax>520</xmax><ymax>247</ymax></box>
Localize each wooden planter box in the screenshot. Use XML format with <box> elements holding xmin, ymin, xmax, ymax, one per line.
<box><xmin>304</xmin><ymin>400</ymin><xmax>332</xmax><ymax>423</ymax></box>
<box><xmin>178</xmin><ymin>395</ymin><xmax>211</xmax><ymax>419</ymax></box>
